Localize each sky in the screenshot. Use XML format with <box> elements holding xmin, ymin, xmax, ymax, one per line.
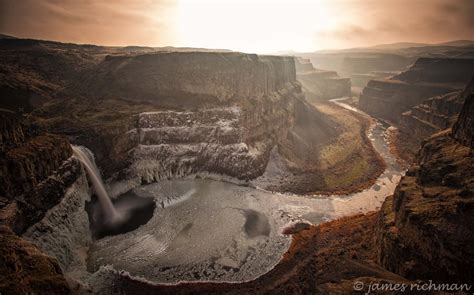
<box><xmin>0</xmin><ymin>0</ymin><xmax>473</xmax><ymax>53</ymax></box>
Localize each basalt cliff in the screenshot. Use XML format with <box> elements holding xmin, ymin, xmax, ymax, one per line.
<box><xmin>115</xmin><ymin>65</ymin><xmax>474</xmax><ymax>294</ymax></box>
<box><xmin>294</xmin><ymin>57</ymin><xmax>351</xmax><ymax>100</ymax></box>
<box><xmin>0</xmin><ymin>110</ymin><xmax>87</xmax><ymax>294</ymax></box>
<box><xmin>25</xmin><ymin>49</ymin><xmax>347</xmax><ymax>196</ymax></box>
<box><xmin>358</xmin><ymin>58</ymin><xmax>474</xmax><ymax>123</ymax></box>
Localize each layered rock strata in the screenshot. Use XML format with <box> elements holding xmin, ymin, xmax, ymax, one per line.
<box><xmin>0</xmin><ymin>111</ymin><xmax>88</xmax><ymax>294</ymax></box>
<box><xmin>359</xmin><ymin>58</ymin><xmax>474</xmax><ymax>123</ymax></box>
<box><xmin>376</xmin><ymin>90</ymin><xmax>474</xmax><ymax>282</ymax></box>
<box><xmin>68</xmin><ymin>52</ymin><xmax>330</xmax><ymax>187</ymax></box>
<box><xmin>393</xmin><ymin>78</ymin><xmax>474</xmax><ymax>161</ymax></box>
<box><xmin>0</xmin><ymin>111</ymin><xmax>80</xmax><ymax>233</ymax></box>
<box><xmin>128</xmin><ymin>106</ymin><xmax>279</xmax><ymax>182</ymax></box>
<box><xmin>295</xmin><ymin>57</ymin><xmax>350</xmax><ymax>100</ymax></box>
<box><xmin>399</xmin><ymin>90</ymin><xmax>464</xmax><ymax>141</ymax></box>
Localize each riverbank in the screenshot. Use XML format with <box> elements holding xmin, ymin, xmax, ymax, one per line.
<box><xmin>252</xmin><ymin>98</ymin><xmax>387</xmax><ymax>195</ymax></box>
<box><xmin>98</xmin><ymin>212</ymin><xmax>409</xmax><ymax>294</ymax></box>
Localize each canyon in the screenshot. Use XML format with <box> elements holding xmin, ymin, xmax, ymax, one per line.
<box><xmin>1</xmin><ymin>36</ymin><xmax>473</xmax><ymax>294</ymax></box>
<box><xmin>294</xmin><ymin>57</ymin><xmax>351</xmax><ymax>100</ymax></box>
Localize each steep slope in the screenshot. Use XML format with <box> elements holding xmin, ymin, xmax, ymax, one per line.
<box><xmin>376</xmin><ymin>90</ymin><xmax>474</xmax><ymax>282</ymax></box>
<box><xmin>359</xmin><ymin>58</ymin><xmax>474</xmax><ymax>123</ymax></box>
<box><xmin>452</xmin><ymin>84</ymin><xmax>474</xmax><ymax>148</ymax></box>
<box><xmin>0</xmin><ymin>38</ymin><xmax>101</xmax><ymax>111</ymax></box>
<box><xmin>394</xmin><ymin>79</ymin><xmax>473</xmax><ymax>161</ymax></box>
<box><xmin>0</xmin><ymin>110</ymin><xmax>81</xmax><ymax>234</ymax></box>
<box><xmin>32</xmin><ymin>51</ymin><xmax>350</xmax><ymax>194</ymax></box>
<box><xmin>294</xmin><ymin>57</ymin><xmax>350</xmax><ymax>100</ymax></box>
<box><xmin>0</xmin><ymin>111</ymin><xmax>88</xmax><ymax>294</ymax></box>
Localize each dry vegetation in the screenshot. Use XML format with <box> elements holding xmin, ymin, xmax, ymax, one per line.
<box><xmin>312</xmin><ymin>99</ymin><xmax>385</xmax><ymax>192</ymax></box>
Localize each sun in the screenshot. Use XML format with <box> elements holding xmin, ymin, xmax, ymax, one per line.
<box><xmin>177</xmin><ymin>0</ymin><xmax>335</xmax><ymax>53</ymax></box>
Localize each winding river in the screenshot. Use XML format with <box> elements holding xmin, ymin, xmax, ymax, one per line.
<box><xmin>86</xmin><ymin>99</ymin><xmax>405</xmax><ymax>285</ymax></box>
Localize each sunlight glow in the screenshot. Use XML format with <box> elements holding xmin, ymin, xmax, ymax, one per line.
<box><xmin>177</xmin><ymin>0</ymin><xmax>339</xmax><ymax>53</ymax></box>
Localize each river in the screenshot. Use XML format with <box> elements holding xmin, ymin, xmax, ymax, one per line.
<box><xmin>86</xmin><ymin>98</ymin><xmax>405</xmax><ymax>284</ymax></box>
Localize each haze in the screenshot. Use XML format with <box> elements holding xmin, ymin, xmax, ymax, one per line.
<box><xmin>0</xmin><ymin>0</ymin><xmax>472</xmax><ymax>53</ymax></box>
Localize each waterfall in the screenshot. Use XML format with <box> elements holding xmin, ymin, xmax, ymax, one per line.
<box><xmin>72</xmin><ymin>145</ymin><xmax>121</xmax><ymax>224</ymax></box>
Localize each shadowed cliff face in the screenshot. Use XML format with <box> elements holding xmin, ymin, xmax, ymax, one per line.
<box><xmin>30</xmin><ymin>51</ymin><xmax>342</xmax><ymax>189</ymax></box>
<box><xmin>359</xmin><ymin>58</ymin><xmax>474</xmax><ymax>123</ymax></box>
<box><xmin>376</xmin><ymin>88</ymin><xmax>474</xmax><ymax>283</ymax></box>
<box><xmin>294</xmin><ymin>57</ymin><xmax>351</xmax><ymax>100</ymax></box>
<box><xmin>0</xmin><ymin>111</ymin><xmax>81</xmax><ymax>234</ymax></box>
<box><xmin>0</xmin><ymin>226</ymin><xmax>70</xmax><ymax>295</ymax></box>
<box><xmin>452</xmin><ymin>83</ymin><xmax>474</xmax><ymax>148</ymax></box>
<box><xmin>0</xmin><ymin>111</ymin><xmax>83</xmax><ymax>294</ymax></box>
<box><xmin>74</xmin><ymin>52</ymin><xmax>297</xmax><ymax>109</ymax></box>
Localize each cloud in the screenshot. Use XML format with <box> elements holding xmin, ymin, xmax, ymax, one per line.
<box><xmin>0</xmin><ymin>0</ymin><xmax>178</xmax><ymax>46</ymax></box>
<box><xmin>312</xmin><ymin>0</ymin><xmax>474</xmax><ymax>49</ymax></box>
<box><xmin>0</xmin><ymin>0</ymin><xmax>472</xmax><ymax>51</ymax></box>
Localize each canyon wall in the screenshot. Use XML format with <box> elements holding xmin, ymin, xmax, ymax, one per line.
<box><xmin>0</xmin><ymin>110</ymin><xmax>91</xmax><ymax>294</ymax></box>
<box><xmin>295</xmin><ymin>57</ymin><xmax>351</xmax><ymax>100</ymax></box>
<box><xmin>398</xmin><ymin>90</ymin><xmax>464</xmax><ymax>143</ymax></box>
<box><xmin>76</xmin><ymin>52</ymin><xmax>297</xmax><ymax>108</ymax></box>
<box><xmin>452</xmin><ymin>83</ymin><xmax>474</xmax><ymax>148</ymax></box>
<box><xmin>376</xmin><ymin>88</ymin><xmax>474</xmax><ymax>282</ymax></box>
<box><xmin>359</xmin><ymin>58</ymin><xmax>474</xmax><ymax>123</ymax></box>
<box><xmin>0</xmin><ymin>111</ymin><xmax>81</xmax><ymax>234</ymax></box>
<box><xmin>63</xmin><ymin>52</ymin><xmax>337</xmax><ymax>189</ymax></box>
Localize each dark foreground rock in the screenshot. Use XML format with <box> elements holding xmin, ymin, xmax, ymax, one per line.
<box><xmin>0</xmin><ymin>110</ymin><xmax>80</xmax><ymax>234</ymax></box>
<box><xmin>377</xmin><ymin>89</ymin><xmax>474</xmax><ymax>282</ymax></box>
<box><xmin>0</xmin><ymin>226</ymin><xmax>70</xmax><ymax>295</ymax></box>
<box><xmin>0</xmin><ymin>111</ymin><xmax>80</xmax><ymax>294</ymax></box>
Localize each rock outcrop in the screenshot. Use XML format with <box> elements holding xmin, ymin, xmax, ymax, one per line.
<box><xmin>452</xmin><ymin>83</ymin><xmax>474</xmax><ymax>148</ymax></box>
<box><xmin>0</xmin><ymin>110</ymin><xmax>86</xmax><ymax>294</ymax></box>
<box><xmin>66</xmin><ymin>52</ymin><xmax>304</xmax><ymax>185</ymax></box>
<box><xmin>376</xmin><ymin>91</ymin><xmax>474</xmax><ymax>282</ymax></box>
<box><xmin>392</xmin><ymin>78</ymin><xmax>473</xmax><ymax>161</ymax></box>
<box><xmin>295</xmin><ymin>57</ymin><xmax>351</xmax><ymax>100</ymax></box>
<box><xmin>399</xmin><ymin>90</ymin><xmax>464</xmax><ymax>142</ymax></box>
<box><xmin>76</xmin><ymin>52</ymin><xmax>297</xmax><ymax>108</ymax></box>
<box><xmin>0</xmin><ymin>38</ymin><xmax>100</xmax><ymax>111</ymax></box>
<box><xmin>0</xmin><ymin>110</ymin><xmax>81</xmax><ymax>234</ymax></box>
<box><xmin>359</xmin><ymin>58</ymin><xmax>474</xmax><ymax>123</ymax></box>
<box><xmin>0</xmin><ymin>226</ymin><xmax>70</xmax><ymax>295</ymax></box>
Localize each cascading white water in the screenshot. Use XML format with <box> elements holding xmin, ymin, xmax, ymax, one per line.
<box><xmin>72</xmin><ymin>145</ymin><xmax>121</xmax><ymax>224</ymax></box>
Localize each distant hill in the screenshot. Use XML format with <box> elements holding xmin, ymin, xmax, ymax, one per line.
<box><xmin>0</xmin><ymin>33</ymin><xmax>17</xmax><ymax>39</ymax></box>
<box><xmin>369</xmin><ymin>42</ymin><xmax>430</xmax><ymax>50</ymax></box>
<box><xmin>367</xmin><ymin>40</ymin><xmax>474</xmax><ymax>50</ymax></box>
<box><xmin>436</xmin><ymin>40</ymin><xmax>474</xmax><ymax>47</ymax></box>
<box><xmin>310</xmin><ymin>40</ymin><xmax>474</xmax><ymax>55</ymax></box>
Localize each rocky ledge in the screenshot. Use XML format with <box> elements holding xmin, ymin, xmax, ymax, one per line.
<box><xmin>0</xmin><ymin>110</ymin><xmax>81</xmax><ymax>233</ymax></box>
<box><xmin>376</xmin><ymin>88</ymin><xmax>474</xmax><ymax>282</ymax></box>
<box><xmin>0</xmin><ymin>110</ymin><xmax>84</xmax><ymax>294</ymax></box>
<box><xmin>34</xmin><ymin>51</ymin><xmax>353</xmax><ymax>194</ymax></box>
<box><xmin>393</xmin><ymin>78</ymin><xmax>473</xmax><ymax>161</ymax></box>
<box><xmin>359</xmin><ymin>58</ymin><xmax>474</xmax><ymax>123</ymax></box>
<box><xmin>295</xmin><ymin>57</ymin><xmax>351</xmax><ymax>100</ymax></box>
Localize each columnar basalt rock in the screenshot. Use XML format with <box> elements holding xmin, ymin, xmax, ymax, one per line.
<box><xmin>70</xmin><ymin>52</ymin><xmax>320</xmax><ymax>184</ymax></box>
<box><xmin>0</xmin><ymin>111</ymin><xmax>81</xmax><ymax>233</ymax></box>
<box><xmin>398</xmin><ymin>89</ymin><xmax>465</xmax><ymax>142</ymax></box>
<box><xmin>77</xmin><ymin>52</ymin><xmax>298</xmax><ymax>107</ymax></box>
<box><xmin>295</xmin><ymin>57</ymin><xmax>351</xmax><ymax>100</ymax></box>
<box><xmin>0</xmin><ymin>111</ymin><xmax>86</xmax><ymax>294</ymax></box>
<box><xmin>452</xmin><ymin>83</ymin><xmax>474</xmax><ymax>148</ymax></box>
<box><xmin>376</xmin><ymin>90</ymin><xmax>474</xmax><ymax>283</ymax></box>
<box><xmin>359</xmin><ymin>58</ymin><xmax>474</xmax><ymax>123</ymax></box>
